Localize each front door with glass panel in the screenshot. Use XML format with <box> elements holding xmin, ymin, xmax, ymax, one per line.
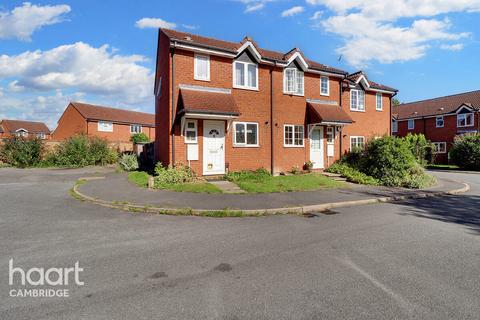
<box><xmin>203</xmin><ymin>120</ymin><xmax>225</xmax><ymax>175</ymax></box>
<box><xmin>310</xmin><ymin>126</ymin><xmax>324</xmax><ymax>169</ymax></box>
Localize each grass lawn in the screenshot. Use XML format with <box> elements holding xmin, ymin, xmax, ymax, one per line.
<box><xmin>227</xmin><ymin>170</ymin><xmax>345</xmax><ymax>193</ymax></box>
<box><xmin>128</xmin><ymin>171</ymin><xmax>222</xmax><ymax>193</ymax></box>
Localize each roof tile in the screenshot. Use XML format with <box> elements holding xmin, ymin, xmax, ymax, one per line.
<box><xmin>0</xmin><ymin>120</ymin><xmax>50</xmax><ymax>133</ymax></box>
<box><xmin>70</xmin><ymin>102</ymin><xmax>155</xmax><ymax>126</ymax></box>
<box><xmin>178</xmin><ymin>89</ymin><xmax>240</xmax><ymax>116</ymax></box>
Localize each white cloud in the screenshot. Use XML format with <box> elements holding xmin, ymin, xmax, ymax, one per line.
<box><xmin>182</xmin><ymin>24</ymin><xmax>198</xmax><ymax>30</ymax></box>
<box><xmin>310</xmin><ymin>0</ymin><xmax>478</xmax><ymax>67</ymax></box>
<box><xmin>440</xmin><ymin>43</ymin><xmax>464</xmax><ymax>51</ymax></box>
<box><xmin>0</xmin><ymin>42</ymin><xmax>154</xmax><ymax>105</ymax></box>
<box><xmin>135</xmin><ymin>17</ymin><xmax>176</xmax><ymax>29</ymax></box>
<box><xmin>282</xmin><ymin>6</ymin><xmax>305</xmax><ymax>17</ymax></box>
<box><xmin>0</xmin><ymin>2</ymin><xmax>71</xmax><ymax>41</ymax></box>
<box><xmin>310</xmin><ymin>11</ymin><xmax>323</xmax><ymax>20</ymax></box>
<box><xmin>245</xmin><ymin>3</ymin><xmax>265</xmax><ymax>12</ymax></box>
<box><xmin>7</xmin><ymin>80</ymin><xmax>25</xmax><ymax>92</ymax></box>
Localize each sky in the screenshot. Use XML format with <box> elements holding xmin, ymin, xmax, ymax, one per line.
<box><xmin>1</xmin><ymin>0</ymin><xmax>480</xmax><ymax>129</ymax></box>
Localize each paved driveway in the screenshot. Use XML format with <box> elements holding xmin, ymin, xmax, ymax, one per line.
<box><xmin>0</xmin><ymin>168</ymin><xmax>479</xmax><ymax>319</ymax></box>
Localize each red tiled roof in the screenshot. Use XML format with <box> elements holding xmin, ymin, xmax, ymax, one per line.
<box><xmin>307</xmin><ymin>103</ymin><xmax>353</xmax><ymax>124</ymax></box>
<box><xmin>70</xmin><ymin>102</ymin><xmax>155</xmax><ymax>126</ymax></box>
<box><xmin>161</xmin><ymin>28</ymin><xmax>348</xmax><ymax>75</ymax></box>
<box><xmin>178</xmin><ymin>89</ymin><xmax>240</xmax><ymax>116</ymax></box>
<box><xmin>346</xmin><ymin>70</ymin><xmax>397</xmax><ymax>92</ymax></box>
<box><xmin>394</xmin><ymin>90</ymin><xmax>480</xmax><ymax>119</ymax></box>
<box><xmin>0</xmin><ymin>119</ymin><xmax>50</xmax><ymax>134</ymax></box>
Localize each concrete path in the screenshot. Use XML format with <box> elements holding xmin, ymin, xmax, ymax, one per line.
<box><xmin>77</xmin><ymin>171</ymin><xmax>467</xmax><ymax>211</ymax></box>
<box><xmin>209</xmin><ymin>180</ymin><xmax>246</xmax><ymax>194</ymax></box>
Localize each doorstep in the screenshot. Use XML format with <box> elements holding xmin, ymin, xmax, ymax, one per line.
<box><xmin>209</xmin><ymin>180</ymin><xmax>246</xmax><ymax>194</ymax></box>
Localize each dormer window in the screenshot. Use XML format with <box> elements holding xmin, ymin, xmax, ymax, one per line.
<box><xmin>194</xmin><ymin>54</ymin><xmax>210</xmax><ymax>81</ymax></box>
<box><xmin>284</xmin><ymin>68</ymin><xmax>304</xmax><ymax>96</ymax></box>
<box><xmin>350</xmin><ymin>89</ymin><xmax>365</xmax><ymax>111</ymax></box>
<box><xmin>233</xmin><ymin>61</ymin><xmax>258</xmax><ymax>90</ymax></box>
<box><xmin>457</xmin><ymin>113</ymin><xmax>474</xmax><ymax>127</ymax></box>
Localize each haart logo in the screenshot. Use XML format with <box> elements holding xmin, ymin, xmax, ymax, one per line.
<box><xmin>8</xmin><ymin>259</ymin><xmax>84</xmax><ymax>298</ymax></box>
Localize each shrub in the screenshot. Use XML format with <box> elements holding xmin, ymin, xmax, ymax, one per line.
<box><xmin>403</xmin><ymin>133</ymin><xmax>435</xmax><ymax>165</ymax></box>
<box><xmin>449</xmin><ymin>134</ymin><xmax>480</xmax><ymax>170</ymax></box>
<box><xmin>401</xmin><ymin>165</ymin><xmax>437</xmax><ymax>189</ymax></box>
<box><xmin>326</xmin><ymin>162</ymin><xmax>379</xmax><ymax>185</ymax></box>
<box><xmin>50</xmin><ymin>135</ymin><xmax>118</xmax><ymax>167</ymax></box>
<box><xmin>290</xmin><ymin>165</ymin><xmax>301</xmax><ymax>175</ymax></box>
<box><xmin>360</xmin><ymin>136</ymin><xmax>417</xmax><ymax>187</ymax></box>
<box><xmin>119</xmin><ymin>153</ymin><xmax>139</xmax><ymax>172</ymax></box>
<box><xmin>131</xmin><ymin>133</ymin><xmax>150</xmax><ymax>144</ymax></box>
<box><xmin>0</xmin><ymin>137</ymin><xmax>44</xmax><ymax>168</ymax></box>
<box><xmin>153</xmin><ymin>163</ymin><xmax>195</xmax><ymax>187</ymax></box>
<box><xmin>304</xmin><ymin>161</ymin><xmax>314</xmax><ymax>172</ymax></box>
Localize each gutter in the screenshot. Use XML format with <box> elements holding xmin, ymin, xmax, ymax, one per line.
<box><xmin>171</xmin><ymin>42</ymin><xmax>176</xmax><ymax>164</ymax></box>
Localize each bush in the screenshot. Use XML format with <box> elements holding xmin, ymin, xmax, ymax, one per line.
<box><xmin>326</xmin><ymin>162</ymin><xmax>379</xmax><ymax>185</ymax></box>
<box><xmin>402</xmin><ymin>165</ymin><xmax>437</xmax><ymax>189</ymax></box>
<box><xmin>131</xmin><ymin>133</ymin><xmax>150</xmax><ymax>144</ymax></box>
<box><xmin>449</xmin><ymin>134</ymin><xmax>480</xmax><ymax>170</ymax></box>
<box><xmin>403</xmin><ymin>133</ymin><xmax>435</xmax><ymax>165</ymax></box>
<box><xmin>360</xmin><ymin>136</ymin><xmax>417</xmax><ymax>187</ymax></box>
<box><xmin>153</xmin><ymin>163</ymin><xmax>195</xmax><ymax>187</ymax></box>
<box><xmin>119</xmin><ymin>153</ymin><xmax>139</xmax><ymax>172</ymax></box>
<box><xmin>49</xmin><ymin>135</ymin><xmax>118</xmax><ymax>167</ymax></box>
<box><xmin>0</xmin><ymin>137</ymin><xmax>44</xmax><ymax>168</ymax></box>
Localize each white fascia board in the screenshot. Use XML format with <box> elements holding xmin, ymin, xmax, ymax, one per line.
<box><xmin>355</xmin><ymin>74</ymin><xmax>370</xmax><ymax>89</ymax></box>
<box><xmin>307</xmin><ymin>69</ymin><xmax>345</xmax><ymax>78</ymax></box>
<box><xmin>15</xmin><ymin>128</ymin><xmax>28</xmax><ymax>132</ymax></box>
<box><xmin>173</xmin><ymin>43</ymin><xmax>236</xmax><ymax>58</ymax></box>
<box><xmin>287</xmin><ymin>52</ymin><xmax>309</xmax><ymax>71</ymax></box>
<box><xmin>369</xmin><ymin>88</ymin><xmax>397</xmax><ymax>95</ymax></box>
<box><xmin>236</xmin><ymin>41</ymin><xmax>262</xmax><ymax>62</ymax></box>
<box><xmin>455</xmin><ymin>104</ymin><xmax>474</xmax><ymax>113</ymax></box>
<box><xmin>184</xmin><ymin>113</ymin><xmax>238</xmax><ymax>120</ymax></box>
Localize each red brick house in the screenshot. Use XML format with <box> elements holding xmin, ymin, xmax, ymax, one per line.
<box><xmin>53</xmin><ymin>102</ymin><xmax>155</xmax><ymax>150</ymax></box>
<box><xmin>155</xmin><ymin>29</ymin><xmax>397</xmax><ymax>175</ymax></box>
<box><xmin>0</xmin><ymin>119</ymin><xmax>51</xmax><ymax>140</ymax></box>
<box><xmin>393</xmin><ymin>90</ymin><xmax>480</xmax><ymax>163</ymax></box>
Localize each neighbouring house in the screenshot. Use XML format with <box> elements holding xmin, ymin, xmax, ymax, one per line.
<box><xmin>0</xmin><ymin>119</ymin><xmax>51</xmax><ymax>140</ymax></box>
<box><xmin>393</xmin><ymin>90</ymin><xmax>480</xmax><ymax>163</ymax></box>
<box><xmin>155</xmin><ymin>29</ymin><xmax>397</xmax><ymax>175</ymax></box>
<box><xmin>53</xmin><ymin>102</ymin><xmax>155</xmax><ymax>151</ymax></box>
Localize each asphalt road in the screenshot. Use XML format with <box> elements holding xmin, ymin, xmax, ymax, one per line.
<box><xmin>0</xmin><ymin>168</ymin><xmax>479</xmax><ymax>319</ymax></box>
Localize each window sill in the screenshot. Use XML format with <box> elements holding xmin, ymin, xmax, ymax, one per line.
<box><xmin>233</xmin><ymin>85</ymin><xmax>259</xmax><ymax>92</ymax></box>
<box><xmin>320</xmin><ymin>93</ymin><xmax>330</xmax><ymax>97</ymax></box>
<box><xmin>350</xmin><ymin>109</ymin><xmax>366</xmax><ymax>113</ymax></box>
<box><xmin>194</xmin><ymin>77</ymin><xmax>210</xmax><ymax>82</ymax></box>
<box><xmin>233</xmin><ymin>144</ymin><xmax>259</xmax><ymax>148</ymax></box>
<box><xmin>284</xmin><ymin>145</ymin><xmax>305</xmax><ymax>148</ymax></box>
<box><xmin>283</xmin><ymin>93</ymin><xmax>305</xmax><ymax>97</ymax></box>
<box><xmin>376</xmin><ymin>109</ymin><xmax>383</xmax><ymax>112</ymax></box>
<box><xmin>185</xmin><ymin>141</ymin><xmax>198</xmax><ymax>144</ymax></box>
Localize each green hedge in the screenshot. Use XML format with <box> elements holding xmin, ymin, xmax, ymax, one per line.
<box><xmin>0</xmin><ymin>137</ymin><xmax>44</xmax><ymax>168</ymax></box>
<box><xmin>449</xmin><ymin>134</ymin><xmax>480</xmax><ymax>170</ymax></box>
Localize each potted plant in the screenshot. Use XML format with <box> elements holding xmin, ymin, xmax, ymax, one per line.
<box><xmin>304</xmin><ymin>161</ymin><xmax>314</xmax><ymax>172</ymax></box>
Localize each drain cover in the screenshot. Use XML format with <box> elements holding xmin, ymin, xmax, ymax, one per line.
<box><xmin>303</xmin><ymin>213</ymin><xmax>319</xmax><ymax>218</ymax></box>
<box><xmin>322</xmin><ymin>209</ymin><xmax>339</xmax><ymax>215</ymax></box>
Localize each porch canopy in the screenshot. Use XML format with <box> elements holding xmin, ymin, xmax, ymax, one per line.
<box><xmin>177</xmin><ymin>88</ymin><xmax>240</xmax><ymax>120</ymax></box>
<box><xmin>307</xmin><ymin>102</ymin><xmax>353</xmax><ymax>126</ymax></box>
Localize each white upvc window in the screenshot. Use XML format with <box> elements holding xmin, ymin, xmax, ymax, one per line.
<box><xmin>320</xmin><ymin>76</ymin><xmax>329</xmax><ymax>96</ymax></box>
<box><xmin>283</xmin><ymin>68</ymin><xmax>304</xmax><ymax>95</ymax></box>
<box><xmin>284</xmin><ymin>125</ymin><xmax>304</xmax><ymax>147</ymax></box>
<box><xmin>350</xmin><ymin>136</ymin><xmax>365</xmax><ymax>150</ymax></box>
<box><xmin>98</xmin><ymin>121</ymin><xmax>113</xmax><ymax>132</ymax></box>
<box><xmin>184</xmin><ymin>120</ymin><xmax>198</xmax><ymax>144</ymax></box>
<box><xmin>350</xmin><ymin>89</ymin><xmax>365</xmax><ymax>111</ymax></box>
<box><xmin>457</xmin><ymin>113</ymin><xmax>474</xmax><ymax>127</ymax></box>
<box><xmin>194</xmin><ymin>54</ymin><xmax>210</xmax><ymax>81</ymax></box>
<box><xmin>392</xmin><ymin>120</ymin><xmax>398</xmax><ymax>133</ymax></box>
<box><xmin>36</xmin><ymin>132</ymin><xmax>46</xmax><ymax>139</ymax></box>
<box><xmin>233</xmin><ymin>61</ymin><xmax>258</xmax><ymax>90</ymax></box>
<box><xmin>326</xmin><ymin>126</ymin><xmax>334</xmax><ymax>144</ymax></box>
<box><xmin>433</xmin><ymin>142</ymin><xmax>447</xmax><ymax>154</ymax></box>
<box><xmin>130</xmin><ymin>124</ymin><xmax>142</xmax><ymax>134</ymax></box>
<box><xmin>15</xmin><ymin>129</ymin><xmax>28</xmax><ymax>137</ymax></box>
<box><xmin>376</xmin><ymin>93</ymin><xmax>383</xmax><ymax>111</ymax></box>
<box><xmin>407</xmin><ymin>119</ymin><xmax>415</xmax><ymax>130</ymax></box>
<box><xmin>233</xmin><ymin>122</ymin><xmax>258</xmax><ymax>147</ymax></box>
<box><xmin>436</xmin><ymin>116</ymin><xmax>444</xmax><ymax>128</ymax></box>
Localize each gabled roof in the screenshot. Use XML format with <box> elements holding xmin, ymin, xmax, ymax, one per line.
<box><xmin>393</xmin><ymin>90</ymin><xmax>480</xmax><ymax>120</ymax></box>
<box><xmin>161</xmin><ymin>28</ymin><xmax>348</xmax><ymax>75</ymax></box>
<box><xmin>178</xmin><ymin>89</ymin><xmax>240</xmax><ymax>116</ymax></box>
<box><xmin>0</xmin><ymin>119</ymin><xmax>50</xmax><ymax>134</ymax></box>
<box><xmin>69</xmin><ymin>102</ymin><xmax>155</xmax><ymax>126</ymax></box>
<box><xmin>346</xmin><ymin>71</ymin><xmax>397</xmax><ymax>93</ymax></box>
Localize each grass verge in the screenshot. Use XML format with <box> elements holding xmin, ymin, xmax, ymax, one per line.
<box><xmin>227</xmin><ymin>169</ymin><xmax>345</xmax><ymax>193</ymax></box>
<box><xmin>128</xmin><ymin>171</ymin><xmax>150</xmax><ymax>188</ymax></box>
<box><xmin>160</xmin><ymin>182</ymin><xmax>222</xmax><ymax>193</ymax></box>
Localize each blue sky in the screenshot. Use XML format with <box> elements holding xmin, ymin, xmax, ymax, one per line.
<box><xmin>1</xmin><ymin>0</ymin><xmax>480</xmax><ymax>129</ymax></box>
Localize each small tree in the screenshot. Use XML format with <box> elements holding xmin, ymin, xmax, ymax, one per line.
<box><xmin>449</xmin><ymin>133</ymin><xmax>480</xmax><ymax>170</ymax></box>
<box><xmin>403</xmin><ymin>133</ymin><xmax>435</xmax><ymax>165</ymax></box>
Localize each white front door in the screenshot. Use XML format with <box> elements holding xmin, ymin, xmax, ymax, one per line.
<box><xmin>203</xmin><ymin>120</ymin><xmax>225</xmax><ymax>175</ymax></box>
<box><xmin>310</xmin><ymin>126</ymin><xmax>324</xmax><ymax>169</ymax></box>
